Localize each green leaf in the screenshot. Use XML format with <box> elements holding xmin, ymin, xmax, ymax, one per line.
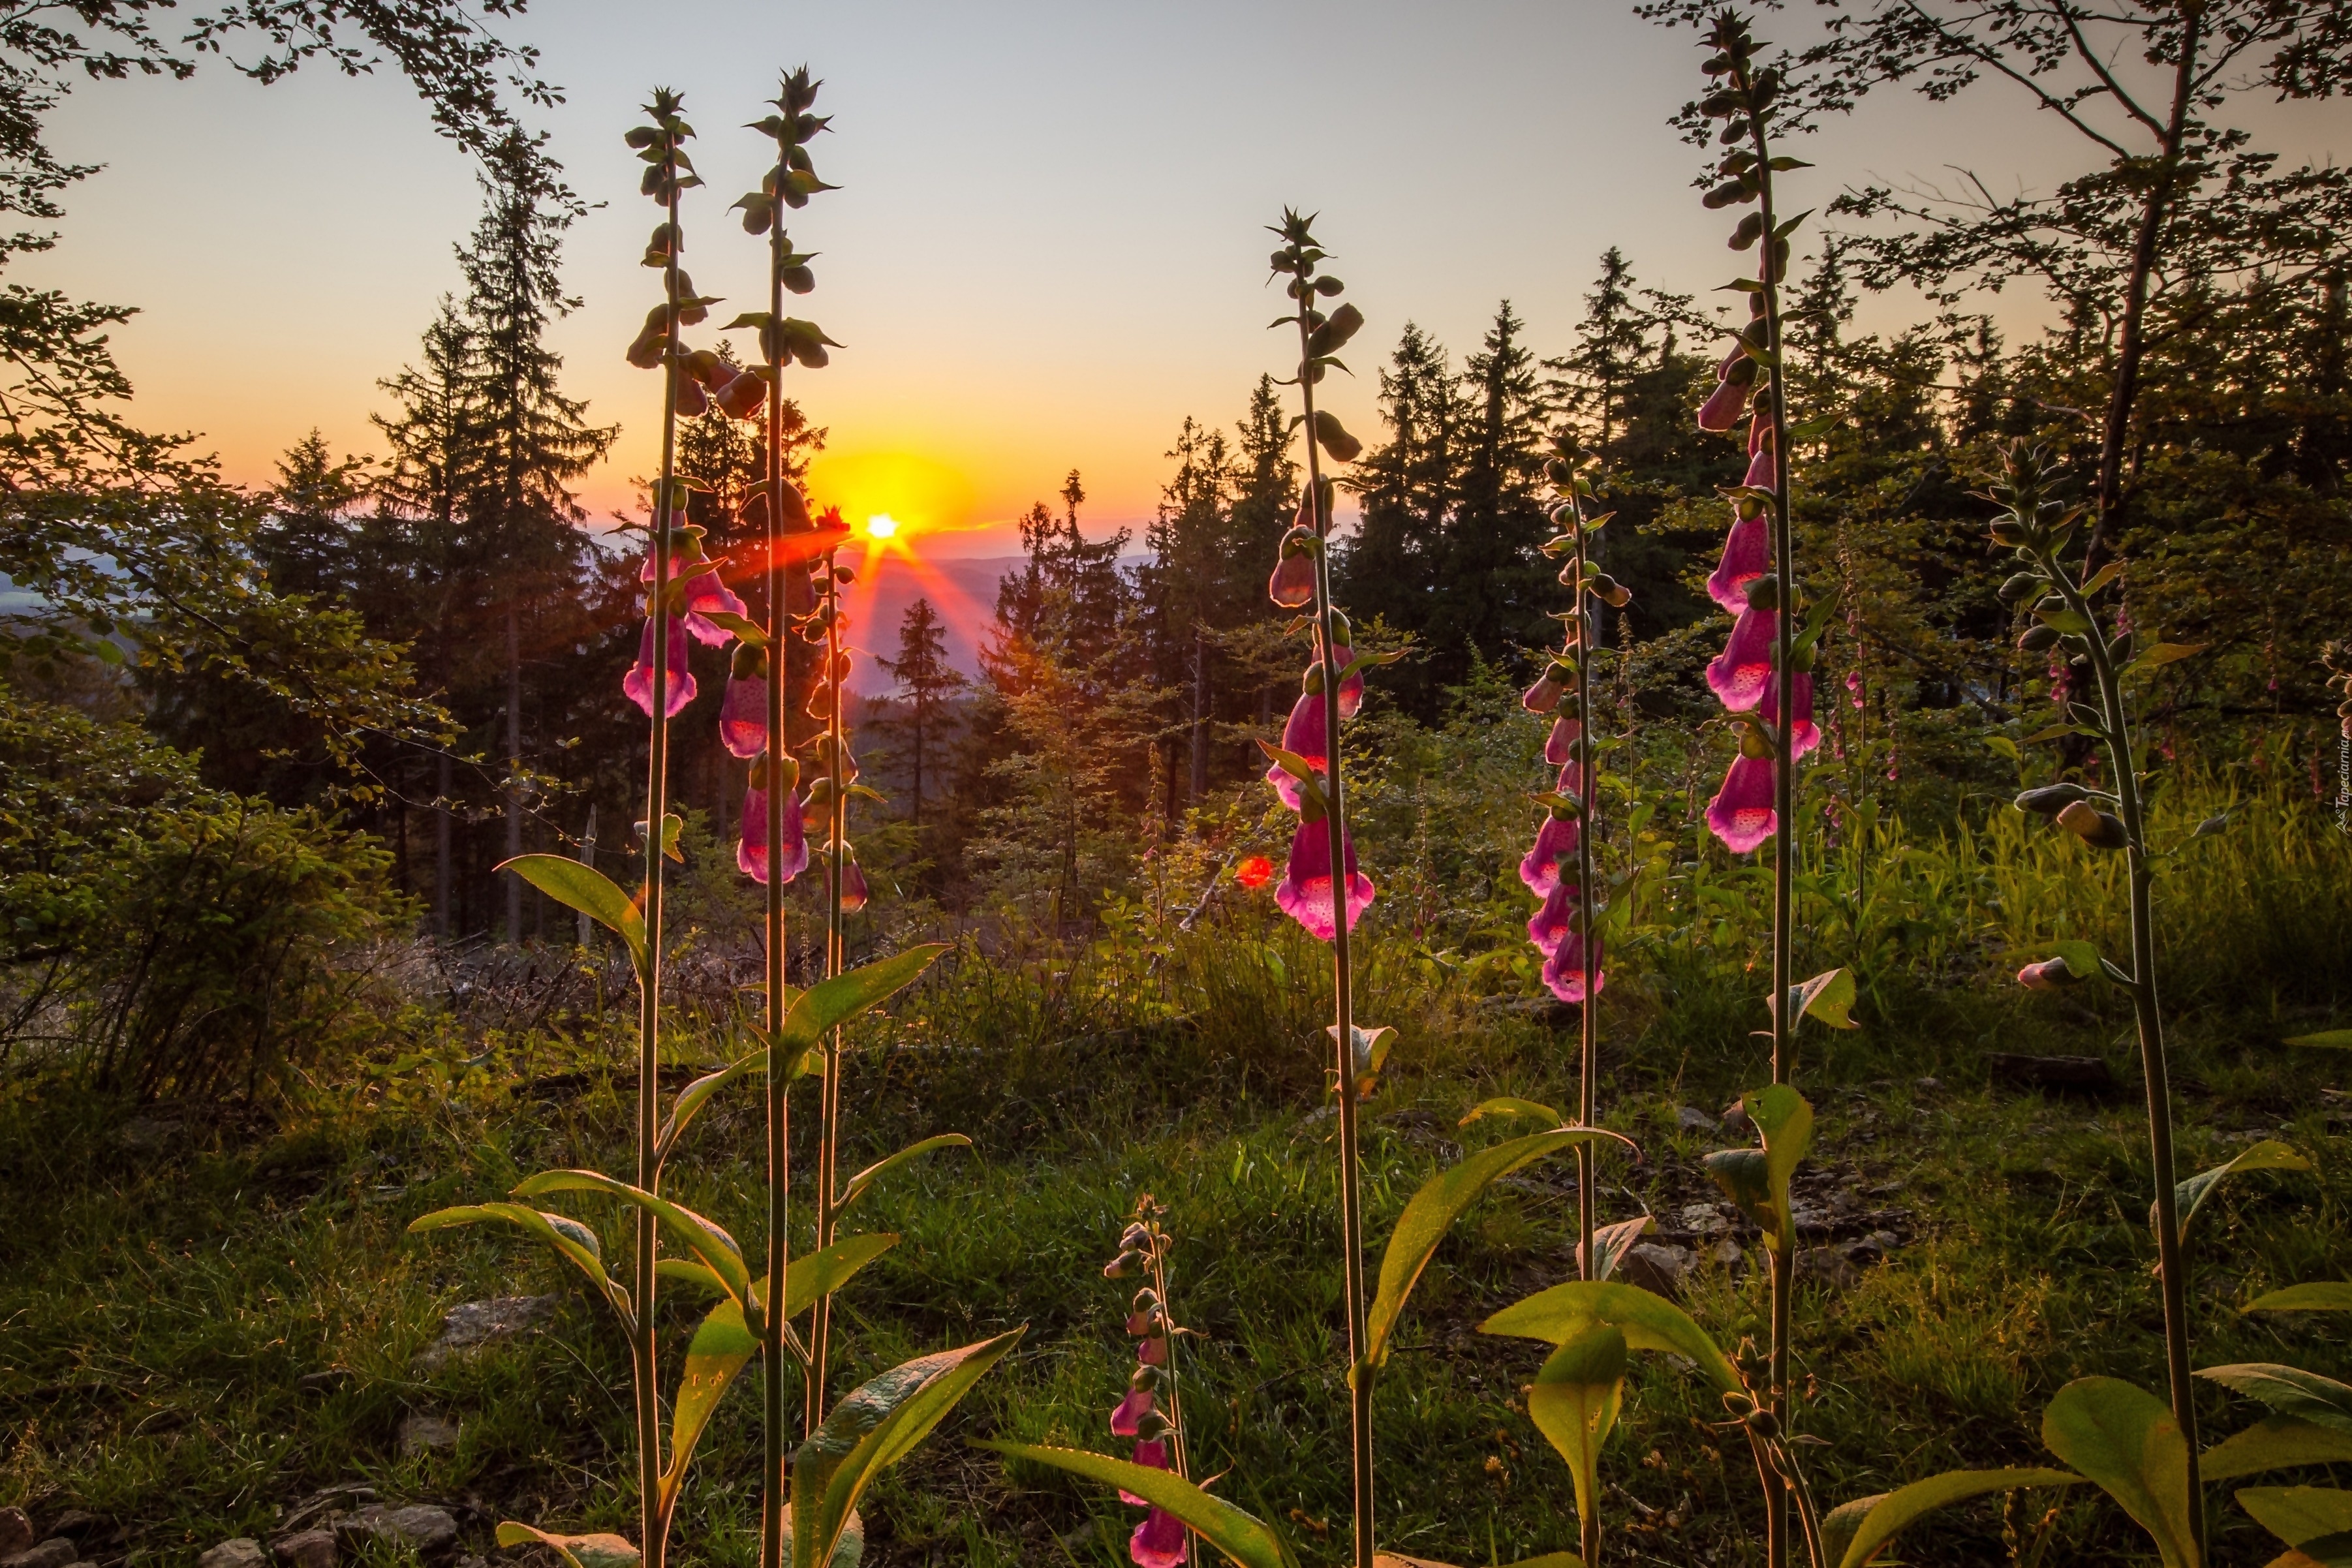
<box><xmin>1780</xmin><ymin>967</ymin><xmax>1859</xmax><ymax>1030</ymax></box>
<box><xmin>494</xmin><ymin>1523</ymin><xmax>641</xmax><ymax>1568</ymax></box>
<box><xmin>781</xmin><ymin>944</ymin><xmax>948</xmax><ymax>1048</ymax></box>
<box><xmin>777</xmin><ymin>1233</ymin><xmax>901</xmax><ymax>1322</ymax></box>
<box><xmin>837</xmin><ymin>1135</ymin><xmax>971</xmax><ymax>1214</ymax></box>
<box><xmin>2041</xmin><ymin>1376</ymin><xmax>2199</xmax><ymax>1568</ymax></box>
<box><xmin>793</xmin><ymin>1330</ymin><xmax>1023</xmax><ymax>1568</ymax></box>
<box><xmin>1588</xmin><ymin>1214</ymin><xmax>1654</xmax><ymax>1282</ymax></box>
<box><xmin>1481</xmin><ymin>1279</ymin><xmax>1739</xmax><ymax>1394</ymax></box>
<box><xmin>512</xmin><ymin>1171</ymin><xmax>749</xmax><ymax>1309</ymax></box>
<box><xmin>775</xmin><ymin>1509</ymin><xmax>861</xmax><ymax>1568</ymax></box>
<box><xmin>2239</xmin><ymin>1488</ymin><xmax>2352</xmax><ymax>1560</ymax></box>
<box><xmin>2199</xmin><ymin>1366</ymin><xmax>2352</xmax><ymax>1435</ymax></box>
<box><xmin>1457</xmin><ymin>1096</ymin><xmax>1561</xmax><ymax>1128</ymax></box>
<box><xmin>1256</xmin><ymin>739</ymin><xmax>1331</xmax><ymax>818</ymax></box>
<box><xmin>981</xmin><ymin>1443</ymin><xmax>1291</xmax><ymax>1568</ymax></box>
<box><xmin>662</xmin><ymin>1298</ymin><xmax>756</xmax><ymax>1509</ymax></box>
<box><xmin>1528</xmin><ymin>1325</ymin><xmax>1626</xmax><ymax>1532</ymax></box>
<box><xmin>1820</xmin><ymin>1468</ymin><xmax>2082</xmax><ymax>1568</ymax></box>
<box><xmin>2248</xmin><ymin>1284</ymin><xmax>2352</xmax><ymax>1315</ymax></box>
<box><xmin>1364</xmin><ymin>1127</ymin><xmax>1635</xmax><ymax>1378</ymax></box>
<box><xmin>409</xmin><ymin>1202</ymin><xmax>628</xmax><ymax>1324</ymax></box>
<box><xmin>655</xmin><ymin>1259</ymin><xmax>726</xmax><ymax>1297</ymax></box>
<box><xmin>2205</xmin><ymin>1418</ymin><xmax>2352</xmax><ymax>1482</ymax></box>
<box><xmin>2171</xmin><ymin>1141</ymin><xmax>2310</xmax><ymax>1243</ymax></box>
<box><xmin>2035</xmin><ymin>606</ymin><xmax>2095</xmax><ymax>636</ymax></box>
<box><xmin>2080</xmin><ymin>561</ymin><xmax>2126</xmax><ymax>598</ymax></box>
<box><xmin>653</xmin><ymin>1047</ymin><xmax>787</xmax><ymax>1169</ymax></box>
<box><xmin>2285</xmin><ymin>1030</ymin><xmax>2352</xmax><ymax>1050</ymax></box>
<box><xmin>2128</xmin><ymin>642</ymin><xmax>2207</xmax><ymax>675</ymax></box>
<box><xmin>698</xmin><ymin>609</ymin><xmax>768</xmax><ymax>645</ymax></box>
<box><xmin>502</xmin><ymin>855</ymin><xmax>644</xmax><ymax>970</ymax></box>
<box><xmin>1706</xmin><ymin>1084</ymin><xmax>1812</xmax><ymax>1253</ymax></box>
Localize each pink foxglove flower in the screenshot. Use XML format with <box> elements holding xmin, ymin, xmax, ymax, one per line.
<box><xmin>1706</xmin><ymin>754</ymin><xmax>1776</xmax><ymax>853</ymax></box>
<box><xmin>1541</xmin><ymin>923</ymin><xmax>1604</xmax><ymax>1004</ymax></box>
<box><xmin>1268</xmin><ymin>538</ymin><xmax>1317</xmax><ymax>608</ymax></box>
<box><xmin>679</xmin><ymin>567</ymin><xmax>748</xmax><ymax>646</ymax></box>
<box><xmin>1266</xmin><ymin>692</ymin><xmax>1327</xmax><ymax>812</ymax></box>
<box><xmin>1528</xmin><ymin>878</ymin><xmax>1577</xmax><ymax>954</ymax></box>
<box><xmin>1697</xmin><ymin>346</ymin><xmax>1752</xmax><ymax>431</ymax></box>
<box><xmin>623</xmin><ymin>615</ymin><xmax>696</xmax><ymax>718</ymax></box>
<box><xmin>1762</xmin><ymin>668</ymin><xmax>1819</xmax><ymax>760</ymax></box>
<box><xmin>1111</xmin><ymin>1386</ymin><xmax>1154</xmax><ymax>1437</ymax></box>
<box><xmin>1519</xmin><ymin>812</ymin><xmax>1579</xmax><ymax>896</ymax></box>
<box><xmin>824</xmin><ymin>848</ymin><xmax>869</xmax><ymax>913</ymax></box>
<box><xmin>1705</xmin><ymin>606</ymin><xmax>1776</xmax><ymax>711</ymax></box>
<box><xmin>1522</xmin><ymin>667</ymin><xmax>1565</xmax><ymax>714</ymax></box>
<box><xmin>719</xmin><ymin>671</ymin><xmax>767</xmax><ymax>759</ymax></box>
<box><xmin>1545</xmin><ymin>715</ymin><xmax>1581</xmax><ymax>766</ymax></box>
<box><xmin>1707</xmin><ymin>514</ymin><xmax>1770</xmax><ymax>615</ymax></box>
<box><xmin>1120</xmin><ymin>1439</ymin><xmax>1169</xmax><ymax>1506</ymax></box>
<box><xmin>1329</xmin><ymin>645</ymin><xmax>1364</xmax><ymax>719</ymax></box>
<box><xmin>1276</xmin><ymin>822</ymin><xmax>1374</xmax><ymax>940</ymax></box>
<box><xmin>1130</xmin><ymin>1509</ymin><xmax>1186</xmax><ymax>1568</ymax></box>
<box><xmin>738</xmin><ymin>784</ymin><xmax>809</xmax><ymax>885</ymax></box>
<box><xmin>1742</xmin><ymin>444</ymin><xmax>1777</xmax><ymax>491</ymax></box>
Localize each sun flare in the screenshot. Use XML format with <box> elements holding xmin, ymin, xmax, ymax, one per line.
<box><xmin>865</xmin><ymin>514</ymin><xmax>899</xmax><ymax>540</ymax></box>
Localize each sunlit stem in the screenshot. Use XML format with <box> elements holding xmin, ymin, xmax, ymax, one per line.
<box><xmin>1294</xmin><ymin>272</ymin><xmax>1374</xmax><ymax>1568</ymax></box>
<box><xmin>808</xmin><ymin>547</ymin><xmax>848</xmax><ymax>1433</ymax></box>
<box><xmin>758</xmin><ymin>102</ymin><xmax>794</xmax><ymax>1568</ymax></box>
<box><xmin>1148</xmin><ymin>1219</ymin><xmax>1195</xmax><ymax>1567</ymax></box>
<box><xmin>635</xmin><ymin>133</ymin><xmax>681</xmax><ymax>1568</ymax></box>
<box><xmin>2041</xmin><ymin>544</ymin><xmax>2203</xmax><ymax>1546</ymax></box>
<box><xmin>1567</xmin><ymin>486</ymin><xmax>1600</xmax><ymax>1568</ymax></box>
<box><xmin>1748</xmin><ymin>84</ymin><xmax>1797</xmax><ymax>1568</ymax></box>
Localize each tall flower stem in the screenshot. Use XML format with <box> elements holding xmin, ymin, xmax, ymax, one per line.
<box><xmin>1570</xmin><ymin>502</ymin><xmax>1600</xmax><ymax>1568</ymax></box>
<box><xmin>809</xmin><ymin>549</ymin><xmax>846</xmax><ymax>1431</ymax></box>
<box><xmin>1293</xmin><ymin>271</ymin><xmax>1372</xmax><ymax>1568</ymax></box>
<box><xmin>634</xmin><ymin>153</ymin><xmax>681</xmax><ymax>1568</ymax></box>
<box><xmin>757</xmin><ymin>114</ymin><xmax>794</xmax><ymax>1568</ymax></box>
<box><xmin>2039</xmin><ymin>539</ymin><xmax>2203</xmax><ymax>1545</ymax></box>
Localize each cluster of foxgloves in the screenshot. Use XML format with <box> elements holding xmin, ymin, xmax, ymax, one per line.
<box><xmin>401</xmin><ymin>18</ymin><xmax>2351</xmax><ymax>1568</ymax></box>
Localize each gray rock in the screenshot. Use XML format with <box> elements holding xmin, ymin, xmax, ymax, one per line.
<box><xmin>270</xmin><ymin>1530</ymin><xmax>337</xmax><ymax>1568</ymax></box>
<box><xmin>399</xmin><ymin>1413</ymin><xmax>461</xmax><ymax>1454</ymax></box>
<box><xmin>0</xmin><ymin>1511</ymin><xmax>31</xmax><ymax>1560</ymax></box>
<box><xmin>1914</xmin><ymin>1076</ymin><xmax>1942</xmax><ymax>1092</ymax></box>
<box><xmin>411</xmin><ymin>1294</ymin><xmax>559</xmax><ymax>1372</ymax></box>
<box><xmin>1675</xmin><ymin>1105</ymin><xmax>1718</xmax><ymax>1133</ymax></box>
<box><xmin>1617</xmin><ymin>1242</ymin><xmax>1695</xmax><ymax>1296</ymax></box>
<box><xmin>1711</xmin><ymin>1238</ymin><xmax>1744</xmax><ymax>1268</ymax></box>
<box><xmin>339</xmin><ymin>1507</ymin><xmax>458</xmax><ymax>1560</ymax></box>
<box><xmin>200</xmin><ymin>1541</ymin><xmax>268</xmax><ymax>1568</ymax></box>
<box><xmin>3</xmin><ymin>1542</ymin><xmax>77</xmax><ymax>1568</ymax></box>
<box><xmin>1797</xmin><ymin>1246</ymin><xmax>1863</xmax><ymax>1291</ymax></box>
<box><xmin>1677</xmin><ymin>1202</ymin><xmax>1731</xmax><ymax>1236</ymax></box>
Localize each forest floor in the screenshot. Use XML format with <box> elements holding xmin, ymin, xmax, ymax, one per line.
<box><xmin>3</xmin><ymin>947</ymin><xmax>2350</xmax><ymax>1568</ymax></box>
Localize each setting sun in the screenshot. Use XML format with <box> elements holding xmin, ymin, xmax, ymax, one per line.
<box><xmin>865</xmin><ymin>514</ymin><xmax>899</xmax><ymax>540</ymax></box>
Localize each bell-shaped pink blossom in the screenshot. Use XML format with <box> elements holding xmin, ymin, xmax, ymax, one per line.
<box><xmin>1707</xmin><ymin>514</ymin><xmax>1769</xmax><ymax>615</ymax></box>
<box><xmin>623</xmin><ymin>616</ymin><xmax>696</xmax><ymax>718</ymax></box>
<box><xmin>1111</xmin><ymin>1386</ymin><xmax>1154</xmax><ymax>1437</ymax></box>
<box><xmin>719</xmin><ymin>673</ymin><xmax>767</xmax><ymax>759</ymax></box>
<box><xmin>1269</xmin><ymin>549</ymin><xmax>1316</xmax><ymax>609</ymax></box>
<box><xmin>1541</xmin><ymin>925</ymin><xmax>1605</xmax><ymax>1004</ymax></box>
<box><xmin>1266</xmin><ymin>692</ymin><xmax>1327</xmax><ymax>812</ymax></box>
<box><xmin>1545</xmin><ymin>715</ymin><xmax>1581</xmax><ymax>767</ymax></box>
<box><xmin>1698</xmin><ymin>350</ymin><xmax>1753</xmax><ymax>432</ymax></box>
<box><xmin>1275</xmin><ymin>822</ymin><xmax>1373</xmax><ymax>941</ymax></box>
<box><xmin>1706</xmin><ymin>607</ymin><xmax>1777</xmax><ymax>712</ymax></box>
<box><xmin>680</xmin><ymin>567</ymin><xmax>748</xmax><ymax>647</ymax></box>
<box><xmin>1130</xmin><ymin>1509</ymin><xmax>1186</xmax><ymax>1568</ymax></box>
<box><xmin>1761</xmin><ymin>668</ymin><xmax>1818</xmax><ymax>760</ymax></box>
<box><xmin>738</xmin><ymin>785</ymin><xmax>809</xmax><ymax>885</ymax></box>
<box><xmin>1749</xmin><ymin>412</ymin><xmax>1772</xmax><ymax>456</ymax></box>
<box><xmin>1522</xmin><ymin>668</ymin><xmax>1564</xmax><ymax>713</ymax></box>
<box><xmin>1120</xmin><ymin>1439</ymin><xmax>1170</xmax><ymax>1505</ymax></box>
<box><xmin>1707</xmin><ymin>754</ymin><xmax>1776</xmax><ymax>853</ymax></box>
<box><xmin>824</xmin><ymin>850</ymin><xmax>869</xmax><ymax>913</ymax></box>
<box><xmin>713</xmin><ymin>367</ymin><xmax>768</xmax><ymax>420</ymax></box>
<box><xmin>1528</xmin><ymin>878</ymin><xmax>1577</xmax><ymax>955</ymax></box>
<box><xmin>1519</xmin><ymin>812</ymin><xmax>1580</xmax><ymax>896</ymax></box>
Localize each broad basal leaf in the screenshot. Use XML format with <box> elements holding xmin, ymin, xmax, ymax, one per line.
<box><xmin>2238</xmin><ymin>1487</ymin><xmax>2352</xmax><ymax>1564</ymax></box>
<box><xmin>1364</xmin><ymin>1127</ymin><xmax>1633</xmax><ymax>1378</ymax></box>
<box><xmin>2199</xmin><ymin>1365</ymin><xmax>2352</xmax><ymax>1436</ymax></box>
<box><xmin>1482</xmin><ymin>1279</ymin><xmax>1738</xmax><ymax>1394</ymax></box>
<box><xmin>792</xmin><ymin>1330</ymin><xmax>1023</xmax><ymax>1568</ymax></box>
<box><xmin>2205</xmin><ymin>1418</ymin><xmax>2352</xmax><ymax>1482</ymax></box>
<box><xmin>1527</xmin><ymin>1325</ymin><xmax>1626</xmax><ymax>1532</ymax></box>
<box><xmin>1818</xmin><ymin>1468</ymin><xmax>2081</xmax><ymax>1568</ymax></box>
<box><xmin>2042</xmin><ymin>1377</ymin><xmax>2199</xmax><ymax>1568</ymax></box>
<box><xmin>984</xmin><ymin>1443</ymin><xmax>1291</xmax><ymax>1568</ymax></box>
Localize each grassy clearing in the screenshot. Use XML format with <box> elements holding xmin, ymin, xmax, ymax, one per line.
<box><xmin>4</xmin><ymin>779</ymin><xmax>2351</xmax><ymax>1567</ymax></box>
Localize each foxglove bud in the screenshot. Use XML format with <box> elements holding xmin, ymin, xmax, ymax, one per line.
<box><xmin>2056</xmin><ymin>799</ymin><xmax>2129</xmax><ymax>850</ymax></box>
<box><xmin>2015</xmin><ymin>783</ymin><xmax>2089</xmax><ymax>816</ymax></box>
<box><xmin>2017</xmin><ymin>957</ymin><xmax>2081</xmax><ymax>990</ymax></box>
<box><xmin>1268</xmin><ymin>527</ymin><xmax>1317</xmax><ymax>607</ymax></box>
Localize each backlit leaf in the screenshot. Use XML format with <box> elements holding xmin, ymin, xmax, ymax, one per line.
<box><xmin>1365</xmin><ymin>1127</ymin><xmax>1635</xmax><ymax>1377</ymax></box>
<box><xmin>1482</xmin><ymin>1279</ymin><xmax>1739</xmax><ymax>1394</ymax></box>
<box><xmin>781</xmin><ymin>944</ymin><xmax>947</xmax><ymax>1047</ymax></box>
<box><xmin>2170</xmin><ymin>1141</ymin><xmax>2310</xmax><ymax>1244</ymax></box>
<box><xmin>837</xmin><ymin>1135</ymin><xmax>970</xmax><ymax>1213</ymax></box>
<box><xmin>2238</xmin><ymin>1488</ymin><xmax>2352</xmax><ymax>1562</ymax></box>
<box><xmin>2199</xmin><ymin>1365</ymin><xmax>2352</xmax><ymax>1435</ymax></box>
<box><xmin>661</xmin><ymin>1298</ymin><xmax>756</xmax><ymax>1509</ymax></box>
<box><xmin>409</xmin><ymin>1202</ymin><xmax>628</xmax><ymax>1325</ymax></box>
<box><xmin>1528</xmin><ymin>1325</ymin><xmax>1626</xmax><ymax>1532</ymax></box>
<box><xmin>2285</xmin><ymin>1030</ymin><xmax>2352</xmax><ymax>1050</ymax></box>
<box><xmin>1457</xmin><ymin>1096</ymin><xmax>1561</xmax><ymax>1128</ymax></box>
<box><xmin>1820</xmin><ymin>1468</ymin><xmax>2082</xmax><ymax>1568</ymax></box>
<box><xmin>985</xmin><ymin>1443</ymin><xmax>1292</xmax><ymax>1568</ymax></box>
<box><xmin>1780</xmin><ymin>967</ymin><xmax>1859</xmax><ymax>1030</ymax></box>
<box><xmin>2204</xmin><ymin>1418</ymin><xmax>2352</xmax><ymax>1482</ymax></box>
<box><xmin>2248</xmin><ymin>1284</ymin><xmax>2352</xmax><ymax>1316</ymax></box>
<box><xmin>2041</xmin><ymin>1376</ymin><xmax>2199</xmax><ymax>1568</ymax></box>
<box><xmin>494</xmin><ymin>1523</ymin><xmax>641</xmax><ymax>1568</ymax></box>
<box><xmin>512</xmin><ymin>1170</ymin><xmax>749</xmax><ymax>1308</ymax></box>
<box><xmin>501</xmin><ymin>855</ymin><xmax>645</xmax><ymax>970</ymax></box>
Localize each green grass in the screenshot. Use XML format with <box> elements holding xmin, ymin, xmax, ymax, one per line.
<box><xmin>5</xmin><ymin>778</ymin><xmax>2352</xmax><ymax>1567</ymax></box>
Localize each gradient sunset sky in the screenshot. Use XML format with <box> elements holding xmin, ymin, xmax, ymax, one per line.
<box><xmin>23</xmin><ymin>0</ymin><xmax>2342</xmax><ymax>560</ymax></box>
